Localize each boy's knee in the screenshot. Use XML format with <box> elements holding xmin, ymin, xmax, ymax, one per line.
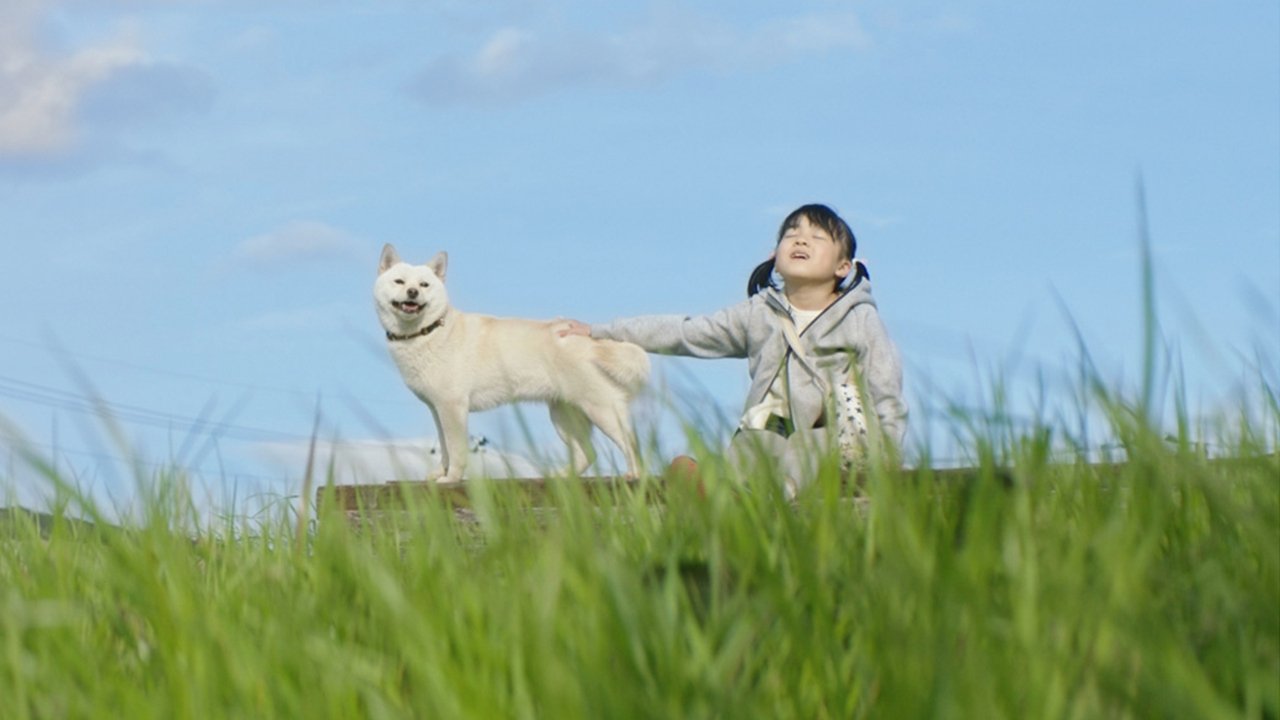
<box><xmin>727</xmin><ymin>430</ymin><xmax>786</xmax><ymax>476</ymax></box>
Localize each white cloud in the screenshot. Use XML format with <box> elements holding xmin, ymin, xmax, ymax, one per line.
<box><xmin>236</xmin><ymin>302</ymin><xmax>354</xmax><ymax>334</ymax></box>
<box><xmin>771</xmin><ymin>13</ymin><xmax>870</xmax><ymax>55</ymax></box>
<box><xmin>411</xmin><ymin>10</ymin><xmax>871</xmax><ymax>107</ymax></box>
<box><xmin>232</xmin><ymin>221</ymin><xmax>362</xmax><ymax>269</ymax></box>
<box><xmin>0</xmin><ymin>0</ymin><xmax>213</xmax><ymax>165</ymax></box>
<box><xmin>0</xmin><ymin>13</ymin><xmax>141</xmax><ymax>158</ymax></box>
<box><xmin>926</xmin><ymin>12</ymin><xmax>979</xmax><ymax>37</ymax></box>
<box><xmin>229</xmin><ymin>24</ymin><xmax>276</xmax><ymax>53</ymax></box>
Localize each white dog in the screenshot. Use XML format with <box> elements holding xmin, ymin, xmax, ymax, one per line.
<box><xmin>375</xmin><ymin>245</ymin><xmax>650</xmax><ymax>483</ymax></box>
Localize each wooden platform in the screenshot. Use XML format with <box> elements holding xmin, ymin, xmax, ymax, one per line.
<box><xmin>314</xmin><ymin>453</ymin><xmax>1275</xmax><ymax>514</ymax></box>
<box><xmin>314</xmin><ymin>465</ymin><xmax>1018</xmax><ymax>513</ymax></box>
<box><xmin>318</xmin><ymin>476</ymin><xmax>650</xmax><ymax>513</ymax></box>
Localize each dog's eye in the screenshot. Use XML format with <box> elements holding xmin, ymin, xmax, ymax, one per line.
<box><xmin>394</xmin><ymin>279</ymin><xmax>405</xmax><ymax>285</ymax></box>
<box><xmin>419</xmin><ymin>281</ymin><xmax>430</xmax><ymax>288</ymax></box>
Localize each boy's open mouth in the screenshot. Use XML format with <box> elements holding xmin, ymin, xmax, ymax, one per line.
<box><xmin>790</xmin><ymin>251</ymin><xmax>810</xmax><ymax>260</ymax></box>
<box><xmin>392</xmin><ymin>300</ymin><xmax>425</xmax><ymax>314</ymax></box>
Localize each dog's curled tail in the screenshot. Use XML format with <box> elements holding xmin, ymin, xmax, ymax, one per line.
<box><xmin>592</xmin><ymin>340</ymin><xmax>650</xmax><ymax>395</ymax></box>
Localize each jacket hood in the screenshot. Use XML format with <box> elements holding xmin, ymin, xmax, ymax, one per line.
<box><xmin>759</xmin><ymin>272</ymin><xmax>878</xmax><ymax>328</ymax></box>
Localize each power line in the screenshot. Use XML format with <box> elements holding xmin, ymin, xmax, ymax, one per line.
<box><xmin>4</xmin><ymin>439</ymin><xmax>293</xmax><ymax>489</ymax></box>
<box><xmin>0</xmin><ymin>374</ymin><xmax>309</xmax><ymax>445</ymax></box>
<box><xmin>0</xmin><ymin>332</ymin><xmax>299</xmax><ymax>394</ymax></box>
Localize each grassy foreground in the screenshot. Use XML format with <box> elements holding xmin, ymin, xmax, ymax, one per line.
<box><xmin>2</xmin><ymin>406</ymin><xmax>1278</xmax><ymax>719</ymax></box>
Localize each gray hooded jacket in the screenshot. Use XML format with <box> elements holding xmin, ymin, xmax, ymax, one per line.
<box><xmin>591</xmin><ymin>279</ymin><xmax>908</xmax><ymax>448</ymax></box>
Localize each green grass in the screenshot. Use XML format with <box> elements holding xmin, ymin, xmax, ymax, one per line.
<box><xmin>1</xmin><ymin>394</ymin><xmax>1277</xmax><ymax>719</ymax></box>
<box><xmin>3</xmin><ymin>196</ymin><xmax>1278</xmax><ymax>717</ymax></box>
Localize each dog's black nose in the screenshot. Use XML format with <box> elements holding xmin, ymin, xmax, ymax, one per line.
<box><xmin>407</xmin><ymin>288</ymin><xmax>419</xmax><ymax>299</ymax></box>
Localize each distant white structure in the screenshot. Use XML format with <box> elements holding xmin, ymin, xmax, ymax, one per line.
<box><xmin>255</xmin><ymin>436</ymin><xmax>544</xmax><ymax>484</ymax></box>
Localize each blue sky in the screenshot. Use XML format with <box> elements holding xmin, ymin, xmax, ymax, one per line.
<box><xmin>2</xmin><ymin>1</ymin><xmax>1277</xmax><ymax>513</ymax></box>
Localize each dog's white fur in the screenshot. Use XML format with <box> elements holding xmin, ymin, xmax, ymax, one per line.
<box><xmin>375</xmin><ymin>244</ymin><xmax>650</xmax><ymax>482</ymax></box>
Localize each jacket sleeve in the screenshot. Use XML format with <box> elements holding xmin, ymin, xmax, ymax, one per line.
<box><xmin>850</xmin><ymin>304</ymin><xmax>909</xmax><ymax>449</ymax></box>
<box><xmin>590</xmin><ymin>300</ymin><xmax>752</xmax><ymax>359</ymax></box>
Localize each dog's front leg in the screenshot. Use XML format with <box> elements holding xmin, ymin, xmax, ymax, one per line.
<box><xmin>423</xmin><ymin>404</ymin><xmax>449</xmax><ymax>482</ymax></box>
<box><xmin>432</xmin><ymin>401</ymin><xmax>470</xmax><ymax>484</ymax></box>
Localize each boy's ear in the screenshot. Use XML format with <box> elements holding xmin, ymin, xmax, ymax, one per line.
<box><xmin>379</xmin><ymin>244</ymin><xmax>401</xmax><ymax>275</ymax></box>
<box><xmin>834</xmin><ymin>257</ymin><xmax>852</xmax><ymax>280</ymax></box>
<box><xmin>428</xmin><ymin>251</ymin><xmax>448</xmax><ymax>281</ymax></box>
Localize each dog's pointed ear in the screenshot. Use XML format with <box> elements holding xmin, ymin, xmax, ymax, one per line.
<box><xmin>428</xmin><ymin>251</ymin><xmax>448</xmax><ymax>281</ymax></box>
<box><xmin>379</xmin><ymin>244</ymin><xmax>401</xmax><ymax>275</ymax></box>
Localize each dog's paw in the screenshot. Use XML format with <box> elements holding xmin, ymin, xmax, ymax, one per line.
<box><xmin>427</xmin><ymin>469</ymin><xmax>465</xmax><ymax>485</ymax></box>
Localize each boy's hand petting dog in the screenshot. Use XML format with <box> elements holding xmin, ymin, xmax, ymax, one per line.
<box><xmin>555</xmin><ymin>319</ymin><xmax>591</xmax><ymax>338</ymax></box>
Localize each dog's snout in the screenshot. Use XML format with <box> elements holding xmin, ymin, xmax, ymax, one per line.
<box><xmin>407</xmin><ymin>288</ymin><xmax>420</xmax><ymax>299</ymax></box>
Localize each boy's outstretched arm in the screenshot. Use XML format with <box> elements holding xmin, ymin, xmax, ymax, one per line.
<box><xmin>556</xmin><ymin>301</ymin><xmax>753</xmax><ymax>360</ymax></box>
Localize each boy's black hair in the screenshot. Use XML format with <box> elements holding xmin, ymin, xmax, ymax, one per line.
<box><xmin>747</xmin><ymin>203</ymin><xmax>868</xmax><ymax>297</ymax></box>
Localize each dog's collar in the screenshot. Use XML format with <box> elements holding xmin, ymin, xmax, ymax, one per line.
<box><xmin>386</xmin><ymin>315</ymin><xmax>445</xmax><ymax>342</ymax></box>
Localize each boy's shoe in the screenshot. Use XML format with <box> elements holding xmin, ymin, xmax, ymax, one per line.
<box><xmin>663</xmin><ymin>455</ymin><xmax>704</xmax><ymax>498</ymax></box>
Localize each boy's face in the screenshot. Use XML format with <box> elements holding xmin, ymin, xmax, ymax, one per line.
<box><xmin>774</xmin><ymin>216</ymin><xmax>852</xmax><ymax>287</ymax></box>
